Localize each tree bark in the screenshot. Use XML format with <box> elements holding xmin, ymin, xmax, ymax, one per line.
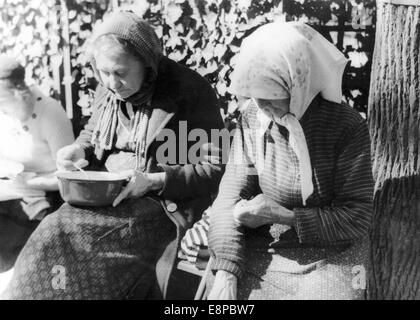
<box><xmin>368</xmin><ymin>0</ymin><xmax>420</xmax><ymax>300</ymax></box>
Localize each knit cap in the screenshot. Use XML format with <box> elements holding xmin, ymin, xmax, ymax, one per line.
<box><xmin>91</xmin><ymin>10</ymin><xmax>162</xmax><ymax>73</ymax></box>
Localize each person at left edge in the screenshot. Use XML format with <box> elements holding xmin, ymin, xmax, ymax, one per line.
<box><xmin>0</xmin><ymin>56</ymin><xmax>74</xmax><ymax>273</ymax></box>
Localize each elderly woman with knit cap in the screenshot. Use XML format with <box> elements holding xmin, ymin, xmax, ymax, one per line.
<box><xmin>0</xmin><ymin>56</ymin><xmax>74</xmax><ymax>273</ymax></box>
<box><xmin>191</xmin><ymin>22</ymin><xmax>373</xmax><ymax>300</ymax></box>
<box><xmin>2</xmin><ymin>11</ymin><xmax>224</xmax><ymax>299</ymax></box>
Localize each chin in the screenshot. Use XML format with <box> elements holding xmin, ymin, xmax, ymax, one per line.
<box><xmin>115</xmin><ymin>91</ymin><xmax>132</xmax><ymax>99</ymax></box>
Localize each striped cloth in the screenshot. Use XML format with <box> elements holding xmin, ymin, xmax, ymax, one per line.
<box><xmin>180</xmin><ymin>209</ymin><xmax>210</xmax><ymax>264</ymax></box>
<box><xmin>91</xmin><ymin>97</ymin><xmax>152</xmax><ymax>172</ymax></box>
<box><xmin>206</xmin><ymin>96</ymin><xmax>373</xmax><ymax>278</ymax></box>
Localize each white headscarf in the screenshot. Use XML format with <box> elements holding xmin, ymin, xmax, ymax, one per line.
<box><xmin>230</xmin><ymin>22</ymin><xmax>348</xmax><ymax>206</ymax></box>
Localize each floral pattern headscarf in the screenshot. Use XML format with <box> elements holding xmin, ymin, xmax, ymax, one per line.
<box><xmin>230</xmin><ymin>22</ymin><xmax>348</xmax><ymax>205</ymax></box>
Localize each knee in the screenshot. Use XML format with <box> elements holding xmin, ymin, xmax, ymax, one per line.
<box><xmin>36</xmin><ymin>209</ymin><xmax>81</xmax><ymax>242</ymax></box>
<box><xmin>36</xmin><ymin>212</ymin><xmax>65</xmax><ymax>238</ymax></box>
<box><xmin>39</xmin><ymin>212</ymin><xmax>60</xmax><ymax>228</ymax></box>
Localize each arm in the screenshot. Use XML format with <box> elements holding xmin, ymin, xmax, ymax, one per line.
<box><xmin>208</xmin><ymin>115</ymin><xmax>260</xmax><ymax>279</ymax></box>
<box><xmin>41</xmin><ymin>99</ymin><xmax>75</xmax><ymax>162</ymax></box>
<box><xmin>113</xmin><ymin>75</ymin><xmax>225</xmax><ymax>203</ymax></box>
<box><xmin>30</xmin><ymin>99</ymin><xmax>75</xmax><ymax>191</ymax></box>
<box><xmin>294</xmin><ymin>120</ymin><xmax>374</xmax><ymax>244</ymax></box>
<box><xmin>158</xmin><ymin>78</ymin><xmax>225</xmax><ymax>200</ymax></box>
<box><xmin>232</xmin><ymin>194</ymin><xmax>296</xmax><ymax>228</ymax></box>
<box><xmin>158</xmin><ymin>148</ymin><xmax>224</xmax><ymax>200</ymax></box>
<box><xmin>75</xmin><ymin>85</ymin><xmax>108</xmax><ymax>161</ymax></box>
<box><xmin>54</xmin><ymin>87</ymin><xmax>106</xmax><ymax>172</ymax></box>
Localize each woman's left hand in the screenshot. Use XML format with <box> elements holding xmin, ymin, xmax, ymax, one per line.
<box><xmin>112</xmin><ymin>171</ymin><xmax>166</xmax><ymax>207</ymax></box>
<box><xmin>233</xmin><ymin>194</ymin><xmax>295</xmax><ymax>228</ymax></box>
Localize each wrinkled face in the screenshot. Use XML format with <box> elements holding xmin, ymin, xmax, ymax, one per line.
<box><xmin>0</xmin><ymin>80</ymin><xmax>31</xmax><ymax>121</ymax></box>
<box><xmin>95</xmin><ymin>49</ymin><xmax>146</xmax><ymax>100</ymax></box>
<box><xmin>255</xmin><ymin>98</ymin><xmax>290</xmax><ymax>123</ymax></box>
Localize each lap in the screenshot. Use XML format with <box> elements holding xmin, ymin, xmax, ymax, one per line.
<box><xmin>2</xmin><ymin>196</ymin><xmax>175</xmax><ymax>299</ymax></box>
<box><xmin>238</xmin><ymin>239</ymin><xmax>369</xmax><ymax>300</ymax></box>
<box><xmin>205</xmin><ymin>238</ymin><xmax>369</xmax><ymax>300</ymax></box>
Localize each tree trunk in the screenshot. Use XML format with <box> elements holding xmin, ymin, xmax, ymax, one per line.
<box><xmin>368</xmin><ymin>0</ymin><xmax>420</xmax><ymax>300</ymax></box>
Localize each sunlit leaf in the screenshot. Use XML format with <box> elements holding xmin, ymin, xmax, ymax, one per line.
<box><xmin>165</xmin><ymin>1</ymin><xmax>183</xmax><ymax>24</ymax></box>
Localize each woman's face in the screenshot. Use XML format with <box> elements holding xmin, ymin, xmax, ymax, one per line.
<box><xmin>255</xmin><ymin>98</ymin><xmax>290</xmax><ymax>123</ymax></box>
<box><xmin>95</xmin><ymin>49</ymin><xmax>146</xmax><ymax>100</ymax></box>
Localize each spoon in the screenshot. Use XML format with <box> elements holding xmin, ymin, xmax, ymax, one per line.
<box><xmin>73</xmin><ymin>162</ymin><xmax>89</xmax><ymax>180</ymax></box>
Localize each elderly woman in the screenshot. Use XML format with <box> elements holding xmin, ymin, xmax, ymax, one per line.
<box><xmin>0</xmin><ymin>56</ymin><xmax>74</xmax><ymax>272</ymax></box>
<box><xmin>2</xmin><ymin>11</ymin><xmax>224</xmax><ymax>300</ymax></box>
<box><xmin>193</xmin><ymin>22</ymin><xmax>373</xmax><ymax>300</ymax></box>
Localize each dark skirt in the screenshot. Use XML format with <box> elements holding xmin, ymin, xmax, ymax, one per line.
<box><xmin>1</xmin><ymin>196</ymin><xmax>174</xmax><ymax>300</ymax></box>
<box><xmin>0</xmin><ymin>192</ymin><xmax>62</xmax><ymax>272</ymax></box>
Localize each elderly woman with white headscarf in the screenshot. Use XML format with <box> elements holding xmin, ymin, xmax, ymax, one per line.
<box><xmin>196</xmin><ymin>22</ymin><xmax>373</xmax><ymax>300</ymax></box>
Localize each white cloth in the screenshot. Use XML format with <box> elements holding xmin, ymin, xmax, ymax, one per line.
<box><xmin>230</xmin><ymin>22</ymin><xmax>348</xmax><ymax>205</ymax></box>
<box><xmin>0</xmin><ymin>172</ymin><xmax>44</xmax><ymax>201</ymax></box>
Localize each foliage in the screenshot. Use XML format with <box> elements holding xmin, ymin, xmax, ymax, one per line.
<box><xmin>0</xmin><ymin>0</ymin><xmax>375</xmax><ymax>132</ymax></box>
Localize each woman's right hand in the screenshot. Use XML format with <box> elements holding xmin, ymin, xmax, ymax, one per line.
<box><xmin>56</xmin><ymin>144</ymin><xmax>88</xmax><ymax>171</ymax></box>
<box><xmin>207</xmin><ymin>270</ymin><xmax>238</xmax><ymax>300</ymax></box>
<box><xmin>233</xmin><ymin>194</ymin><xmax>295</xmax><ymax>228</ymax></box>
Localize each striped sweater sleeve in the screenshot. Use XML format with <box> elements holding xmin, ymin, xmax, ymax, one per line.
<box><xmin>295</xmin><ymin>120</ymin><xmax>374</xmax><ymax>244</ymax></box>
<box><xmin>208</xmin><ymin>116</ymin><xmax>260</xmax><ymax>278</ymax></box>
<box><xmin>180</xmin><ymin>210</ymin><xmax>210</xmax><ymax>263</ymax></box>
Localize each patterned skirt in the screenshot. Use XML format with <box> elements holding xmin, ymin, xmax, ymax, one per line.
<box><xmin>1</xmin><ymin>196</ymin><xmax>174</xmax><ymax>300</ymax></box>
<box><xmin>206</xmin><ymin>237</ymin><xmax>370</xmax><ymax>300</ymax></box>
<box><xmin>0</xmin><ymin>200</ymin><xmax>39</xmax><ymax>272</ymax></box>
<box><xmin>0</xmin><ymin>192</ymin><xmax>62</xmax><ymax>272</ymax></box>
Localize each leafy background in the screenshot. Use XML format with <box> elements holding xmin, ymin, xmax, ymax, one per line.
<box><xmin>0</xmin><ymin>0</ymin><xmax>375</xmax><ymax>134</ymax></box>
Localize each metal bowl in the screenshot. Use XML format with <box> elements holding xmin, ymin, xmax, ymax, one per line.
<box><xmin>56</xmin><ymin>171</ymin><xmax>128</xmax><ymax>207</ymax></box>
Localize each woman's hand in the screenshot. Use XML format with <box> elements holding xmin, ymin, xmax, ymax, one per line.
<box><xmin>112</xmin><ymin>171</ymin><xmax>166</xmax><ymax>207</ymax></box>
<box><xmin>233</xmin><ymin>194</ymin><xmax>295</xmax><ymax>228</ymax></box>
<box><xmin>207</xmin><ymin>270</ymin><xmax>237</xmax><ymax>300</ymax></box>
<box><xmin>26</xmin><ymin>176</ymin><xmax>59</xmax><ymax>191</ymax></box>
<box><xmin>56</xmin><ymin>144</ymin><xmax>88</xmax><ymax>171</ymax></box>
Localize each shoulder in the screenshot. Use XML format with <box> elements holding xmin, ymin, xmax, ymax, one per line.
<box><xmin>156</xmin><ymin>57</ymin><xmax>216</xmax><ymax>102</ymax></box>
<box><xmin>31</xmin><ymin>87</ymin><xmax>66</xmax><ymax>118</ymax></box>
<box><xmin>304</xmin><ymin>97</ymin><xmax>367</xmax><ymax>139</ymax></box>
<box><xmin>155</xmin><ymin>58</ymin><xmax>221</xmax><ymax>124</ymax></box>
<box><xmin>315</xmin><ymin>98</ymin><xmax>369</xmax><ymax>149</ymax></box>
<box><xmin>31</xmin><ymin>88</ymin><xmax>71</xmax><ymax>129</ymax></box>
<box><xmin>159</xmin><ymin>57</ymin><xmax>209</xmax><ymax>86</ymax></box>
<box><xmin>31</xmin><ymin>87</ymin><xmax>58</xmax><ymax>107</ymax></box>
<box><xmin>318</xmin><ymin>98</ymin><xmax>366</xmax><ymax>130</ymax></box>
